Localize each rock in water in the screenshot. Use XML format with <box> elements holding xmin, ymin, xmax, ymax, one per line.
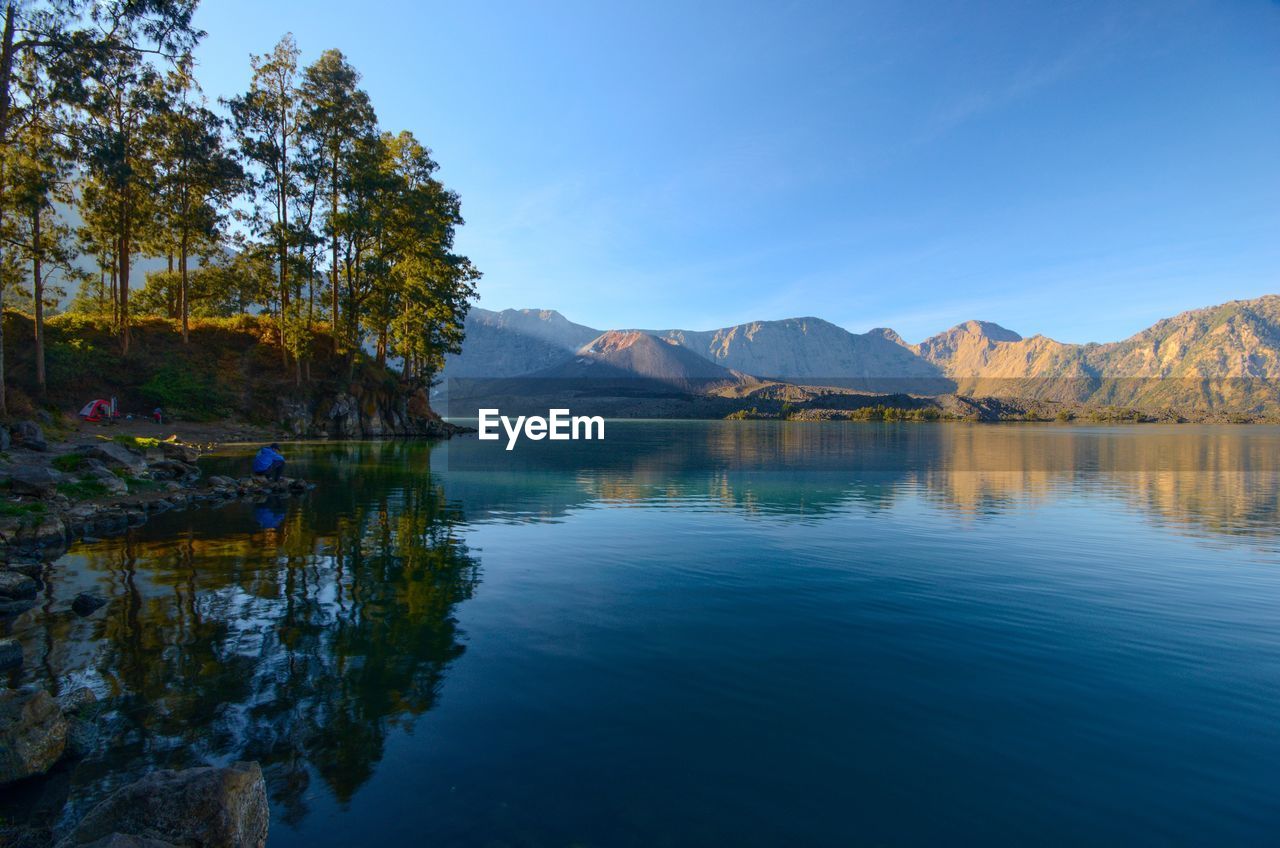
<box><xmin>13</xmin><ymin>516</ymin><xmax>67</xmax><ymax>550</ymax></box>
<box><xmin>0</xmin><ymin>688</ymin><xmax>69</xmax><ymax>785</ymax></box>
<box><xmin>0</xmin><ymin>599</ymin><xmax>36</xmax><ymax>617</ymax></box>
<box><xmin>56</xmin><ymin>761</ymin><xmax>269</xmax><ymax>848</ymax></box>
<box><xmin>0</xmin><ymin>637</ymin><xmax>22</xmax><ymax>670</ymax></box>
<box><xmin>72</xmin><ymin>593</ymin><xmax>108</xmax><ymax>617</ymax></box>
<box><xmin>0</xmin><ymin>570</ymin><xmax>39</xmax><ymax>599</ymax></box>
<box><xmin>159</xmin><ymin>442</ymin><xmax>200</xmax><ymax>464</ymax></box>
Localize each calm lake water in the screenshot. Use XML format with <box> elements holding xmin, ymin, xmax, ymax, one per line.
<box><xmin>4</xmin><ymin>422</ymin><xmax>1280</xmax><ymax>846</ymax></box>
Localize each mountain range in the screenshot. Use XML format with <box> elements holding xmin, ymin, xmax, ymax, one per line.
<box><xmin>441</xmin><ymin>295</ymin><xmax>1280</xmax><ymax>414</ymax></box>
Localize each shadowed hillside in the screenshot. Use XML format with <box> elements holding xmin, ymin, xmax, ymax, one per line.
<box><xmin>2</xmin><ymin>312</ymin><xmax>451</xmax><ymax>437</ymax></box>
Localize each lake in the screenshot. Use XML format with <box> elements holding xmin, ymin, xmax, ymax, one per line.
<box><xmin>4</xmin><ymin>421</ymin><xmax>1280</xmax><ymax>845</ymax></box>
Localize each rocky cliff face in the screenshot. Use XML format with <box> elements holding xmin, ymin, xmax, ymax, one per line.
<box><xmin>655</xmin><ymin>317</ymin><xmax>949</xmax><ymax>391</ymax></box>
<box><xmin>912</xmin><ymin>297</ymin><xmax>1280</xmax><ymax>410</ymax></box>
<box><xmin>440</xmin><ymin>307</ymin><xmax>601</xmax><ymax>380</ymax></box>
<box><xmin>278</xmin><ymin>383</ymin><xmax>462</xmax><ymax>439</ymax></box>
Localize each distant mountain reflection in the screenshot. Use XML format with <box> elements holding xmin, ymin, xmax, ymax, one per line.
<box><xmin>437</xmin><ymin>421</ymin><xmax>1280</xmax><ymax>542</ymax></box>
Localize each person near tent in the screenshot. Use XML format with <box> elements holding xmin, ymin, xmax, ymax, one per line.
<box><xmin>253</xmin><ymin>443</ymin><xmax>286</xmax><ymax>481</ymax></box>
<box><xmin>153</xmin><ymin>407</ymin><xmax>164</xmax><ymax>424</ymax></box>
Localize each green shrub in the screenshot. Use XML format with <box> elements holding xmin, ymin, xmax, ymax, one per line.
<box><xmin>0</xmin><ymin>500</ymin><xmax>46</xmax><ymax>518</ymax></box>
<box><xmin>58</xmin><ymin>479</ymin><xmax>109</xmax><ymax>501</ymax></box>
<box><xmin>51</xmin><ymin>454</ymin><xmax>85</xmax><ymax>472</ymax></box>
<box><xmin>139</xmin><ymin>364</ymin><xmax>230</xmax><ymax>420</ymax></box>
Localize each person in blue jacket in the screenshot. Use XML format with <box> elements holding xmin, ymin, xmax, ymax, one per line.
<box><xmin>253</xmin><ymin>443</ymin><xmax>286</xmax><ymax>481</ymax></box>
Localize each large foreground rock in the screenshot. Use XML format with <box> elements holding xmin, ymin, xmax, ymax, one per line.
<box><xmin>13</xmin><ymin>421</ymin><xmax>47</xmax><ymax>451</ymax></box>
<box><xmin>0</xmin><ymin>636</ymin><xmax>22</xmax><ymax>670</ymax></box>
<box><xmin>11</xmin><ymin>515</ymin><xmax>67</xmax><ymax>550</ymax></box>
<box><xmin>57</xmin><ymin>761</ymin><xmax>269</xmax><ymax>848</ymax></box>
<box><xmin>7</xmin><ymin>465</ymin><xmax>64</xmax><ymax>497</ymax></box>
<box><xmin>0</xmin><ymin>688</ymin><xmax>68</xmax><ymax>785</ymax></box>
<box><xmin>86</xmin><ymin>443</ymin><xmax>147</xmax><ymax>473</ymax></box>
<box><xmin>0</xmin><ymin>570</ymin><xmax>39</xmax><ymax>599</ymax></box>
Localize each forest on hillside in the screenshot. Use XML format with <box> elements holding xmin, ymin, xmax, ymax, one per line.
<box><xmin>0</xmin><ymin>1</ymin><xmax>479</xmax><ymax>415</ymax></box>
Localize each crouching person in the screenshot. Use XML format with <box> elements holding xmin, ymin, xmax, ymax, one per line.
<box><xmin>253</xmin><ymin>443</ymin><xmax>286</xmax><ymax>481</ymax></box>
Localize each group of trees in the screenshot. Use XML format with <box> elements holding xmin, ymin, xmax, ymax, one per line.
<box><xmin>0</xmin><ymin>1</ymin><xmax>478</xmax><ymax>413</ymax></box>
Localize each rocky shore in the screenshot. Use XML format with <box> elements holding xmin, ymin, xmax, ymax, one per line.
<box><xmin>0</xmin><ymin>419</ymin><xmax>319</xmax><ymax>847</ymax></box>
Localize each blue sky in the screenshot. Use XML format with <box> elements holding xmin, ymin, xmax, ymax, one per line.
<box><xmin>192</xmin><ymin>0</ymin><xmax>1279</xmax><ymax>343</ymax></box>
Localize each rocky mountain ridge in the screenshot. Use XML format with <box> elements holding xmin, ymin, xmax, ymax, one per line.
<box><xmin>442</xmin><ymin>296</ymin><xmax>1280</xmax><ymax>412</ymax></box>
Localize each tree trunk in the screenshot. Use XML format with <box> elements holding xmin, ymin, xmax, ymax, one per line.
<box><xmin>110</xmin><ymin>259</ymin><xmax>119</xmax><ymax>327</ymax></box>
<box><xmin>119</xmin><ymin>196</ymin><xmax>132</xmax><ymax>355</ymax></box>
<box><xmin>180</xmin><ymin>228</ymin><xmax>189</xmax><ymax>343</ymax></box>
<box><xmin>278</xmin><ymin>119</ymin><xmax>290</xmax><ymax>370</ymax></box>
<box><xmin>0</xmin><ymin>5</ymin><xmax>14</xmax><ymax>417</ymax></box>
<box><xmin>0</xmin><ymin>281</ymin><xmax>6</xmax><ymax>416</ymax></box>
<box><xmin>330</xmin><ymin>154</ymin><xmax>340</xmax><ymax>346</ymax></box>
<box><xmin>0</xmin><ymin>3</ymin><xmax>16</xmax><ymax>248</ymax></box>
<box><xmin>32</xmin><ymin>205</ymin><xmax>45</xmax><ymax>396</ymax></box>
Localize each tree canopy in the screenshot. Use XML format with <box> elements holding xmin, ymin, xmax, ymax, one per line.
<box><xmin>0</xmin><ymin>3</ymin><xmax>478</xmax><ymax>412</ymax></box>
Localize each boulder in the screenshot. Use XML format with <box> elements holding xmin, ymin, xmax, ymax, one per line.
<box><xmin>4</xmin><ymin>558</ymin><xmax>42</xmax><ymax>577</ymax></box>
<box><xmin>0</xmin><ymin>637</ymin><xmax>22</xmax><ymax>670</ymax></box>
<box><xmin>87</xmin><ymin>443</ymin><xmax>146</xmax><ymax>473</ymax></box>
<box><xmin>93</xmin><ymin>510</ymin><xmax>129</xmax><ymax>536</ymax></box>
<box><xmin>148</xmin><ymin>460</ymin><xmax>199</xmax><ymax>482</ymax></box>
<box><xmin>0</xmin><ymin>570</ymin><xmax>39</xmax><ymax>599</ymax></box>
<box><xmin>14</xmin><ymin>515</ymin><xmax>67</xmax><ymax>549</ymax></box>
<box><xmin>85</xmin><ymin>468</ymin><xmax>130</xmax><ymax>496</ymax></box>
<box><xmin>64</xmin><ymin>717</ymin><xmax>100</xmax><ymax>759</ymax></box>
<box><xmin>58</xmin><ymin>687</ymin><xmax>97</xmax><ymax>715</ymax></box>
<box><xmin>0</xmin><ymin>599</ymin><xmax>36</xmax><ymax>617</ymax></box>
<box><xmin>0</xmin><ymin>688</ymin><xmax>68</xmax><ymax>785</ymax></box>
<box><xmin>160</xmin><ymin>442</ymin><xmax>200</xmax><ymax>464</ymax></box>
<box><xmin>13</xmin><ymin>421</ymin><xmax>48</xmax><ymax>452</ymax></box>
<box><xmin>72</xmin><ymin>593</ymin><xmax>107</xmax><ymax>617</ymax></box>
<box><xmin>8</xmin><ymin>466</ymin><xmax>63</xmax><ymax>498</ymax></box>
<box><xmin>55</xmin><ymin>761</ymin><xmax>269</xmax><ymax>848</ymax></box>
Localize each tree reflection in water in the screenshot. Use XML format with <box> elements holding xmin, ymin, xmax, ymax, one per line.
<box><xmin>6</xmin><ymin>442</ymin><xmax>480</xmax><ymax>833</ymax></box>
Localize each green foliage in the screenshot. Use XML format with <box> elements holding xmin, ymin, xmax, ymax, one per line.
<box><xmin>44</xmin><ymin>335</ymin><xmax>115</xmax><ymax>387</ymax></box>
<box><xmin>0</xmin><ymin>500</ymin><xmax>46</xmax><ymax>519</ymax></box>
<box><xmin>58</xmin><ymin>479</ymin><xmax>109</xmax><ymax>501</ymax></box>
<box><xmin>139</xmin><ymin>365</ymin><xmax>229</xmax><ymax>420</ymax></box>
<box><xmin>845</xmin><ymin>405</ymin><xmax>942</xmax><ymax>422</ymax></box>
<box><xmin>51</xmin><ymin>453</ymin><xmax>85</xmax><ymax>472</ymax></box>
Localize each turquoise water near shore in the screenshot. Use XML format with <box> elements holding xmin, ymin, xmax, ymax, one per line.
<box><xmin>6</xmin><ymin>422</ymin><xmax>1280</xmax><ymax>845</ymax></box>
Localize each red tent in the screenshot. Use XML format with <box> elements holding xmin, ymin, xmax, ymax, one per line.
<box><xmin>79</xmin><ymin>399</ymin><xmax>112</xmax><ymax>422</ymax></box>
